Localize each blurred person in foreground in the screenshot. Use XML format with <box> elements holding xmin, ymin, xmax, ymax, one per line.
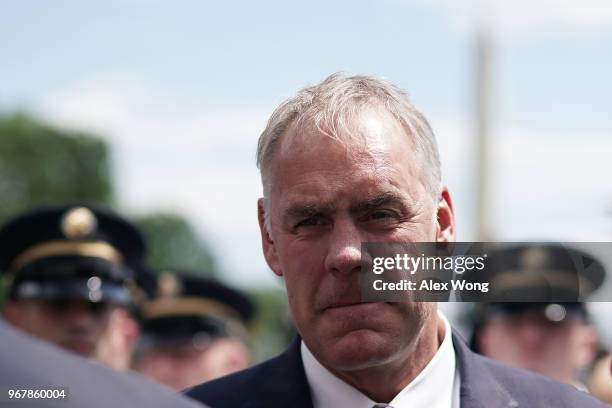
<box><xmin>0</xmin><ymin>204</ymin><xmax>147</xmax><ymax>370</ymax></box>
<box><xmin>0</xmin><ymin>319</ymin><xmax>207</xmax><ymax>408</ymax></box>
<box><xmin>469</xmin><ymin>244</ymin><xmax>604</xmax><ymax>391</ymax></box>
<box><xmin>185</xmin><ymin>73</ymin><xmax>608</xmax><ymax>407</ymax></box>
<box><xmin>135</xmin><ymin>272</ymin><xmax>254</xmax><ymax>390</ymax></box>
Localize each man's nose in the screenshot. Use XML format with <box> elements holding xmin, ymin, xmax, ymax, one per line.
<box><xmin>324</xmin><ymin>217</ymin><xmax>362</xmax><ymax>275</ymax></box>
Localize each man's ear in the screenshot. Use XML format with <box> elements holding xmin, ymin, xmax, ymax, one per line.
<box><xmin>436</xmin><ymin>187</ymin><xmax>456</xmax><ymax>242</ymax></box>
<box><xmin>258</xmin><ymin>198</ymin><xmax>283</xmax><ymax>277</ymax></box>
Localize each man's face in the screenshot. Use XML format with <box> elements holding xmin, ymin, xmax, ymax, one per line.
<box><xmin>94</xmin><ymin>307</ymin><xmax>141</xmax><ymax>370</ymax></box>
<box><xmin>5</xmin><ymin>299</ymin><xmax>114</xmax><ymax>359</ymax></box>
<box><xmin>259</xmin><ymin>108</ymin><xmax>454</xmax><ymax>372</ymax></box>
<box><xmin>137</xmin><ymin>338</ymin><xmax>250</xmax><ymax>390</ymax></box>
<box><xmin>478</xmin><ymin>313</ymin><xmax>597</xmax><ymax>382</ymax></box>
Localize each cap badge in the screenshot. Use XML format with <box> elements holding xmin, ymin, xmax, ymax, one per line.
<box><xmin>521</xmin><ymin>246</ymin><xmax>548</xmax><ymax>271</ymax></box>
<box><xmin>61</xmin><ymin>207</ymin><xmax>97</xmax><ymax>239</ymax></box>
<box><xmin>159</xmin><ymin>272</ymin><xmax>182</xmax><ymax>298</ymax></box>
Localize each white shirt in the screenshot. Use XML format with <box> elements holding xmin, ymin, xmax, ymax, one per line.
<box><xmin>301</xmin><ymin>311</ymin><xmax>461</xmax><ymax>408</ymax></box>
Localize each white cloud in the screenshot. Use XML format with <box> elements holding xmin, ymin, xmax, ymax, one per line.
<box><xmin>431</xmin><ymin>116</ymin><xmax>612</xmax><ymax>240</ymax></box>
<box><xmin>406</xmin><ymin>0</ymin><xmax>612</xmax><ymax>39</ymax></box>
<box><xmin>39</xmin><ymin>79</ymin><xmax>270</xmax><ymax>148</ymax></box>
<box><xmin>38</xmin><ymin>79</ymin><xmax>276</xmax><ymax>287</ymax></box>
<box><xmin>493</xmin><ymin>127</ymin><xmax>612</xmax><ymax>240</ymax></box>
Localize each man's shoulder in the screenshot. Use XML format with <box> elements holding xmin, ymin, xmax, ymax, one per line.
<box><xmin>473</xmin><ymin>352</ymin><xmax>608</xmax><ymax>407</ymax></box>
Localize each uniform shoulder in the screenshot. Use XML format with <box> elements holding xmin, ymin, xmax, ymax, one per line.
<box><xmin>477</xmin><ymin>353</ymin><xmax>610</xmax><ymax>407</ymax></box>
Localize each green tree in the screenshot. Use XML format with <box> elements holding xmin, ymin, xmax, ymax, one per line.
<box><xmin>0</xmin><ymin>113</ymin><xmax>113</xmax><ymax>224</ymax></box>
<box><xmin>247</xmin><ymin>288</ymin><xmax>294</xmax><ymax>361</ymax></box>
<box><xmin>135</xmin><ymin>212</ymin><xmax>217</xmax><ymax>275</ymax></box>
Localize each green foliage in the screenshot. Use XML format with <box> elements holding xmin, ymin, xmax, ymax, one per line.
<box><xmin>247</xmin><ymin>287</ymin><xmax>294</xmax><ymax>362</ymax></box>
<box><xmin>0</xmin><ymin>113</ymin><xmax>114</xmax><ymax>224</ymax></box>
<box><xmin>135</xmin><ymin>212</ymin><xmax>217</xmax><ymax>275</ymax></box>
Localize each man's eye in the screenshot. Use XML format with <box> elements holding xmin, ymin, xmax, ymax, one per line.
<box><xmin>295</xmin><ymin>216</ymin><xmax>322</xmax><ymax>228</ymax></box>
<box><xmin>367</xmin><ymin>211</ymin><xmax>396</xmax><ymax>221</ymax></box>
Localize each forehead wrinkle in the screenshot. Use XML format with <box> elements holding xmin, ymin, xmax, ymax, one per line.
<box><xmin>275</xmin><ymin>110</ymin><xmax>405</xmax><ymax>183</ymax></box>
<box><xmin>279</xmin><ymin>106</ymin><xmax>397</xmax><ymax>162</ymax></box>
<box><xmin>384</xmin><ymin>171</ymin><xmax>431</xmax><ymax>216</ymax></box>
<box><xmin>271</xmin><ymin>110</ymin><xmax>433</xmax><ymax>215</ymax></box>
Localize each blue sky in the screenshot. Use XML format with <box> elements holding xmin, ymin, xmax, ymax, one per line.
<box><xmin>1</xmin><ymin>0</ymin><xmax>611</xmax><ymax>293</ymax></box>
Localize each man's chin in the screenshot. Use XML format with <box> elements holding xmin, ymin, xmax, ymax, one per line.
<box><xmin>320</xmin><ymin>329</ymin><xmax>399</xmax><ymax>371</ymax></box>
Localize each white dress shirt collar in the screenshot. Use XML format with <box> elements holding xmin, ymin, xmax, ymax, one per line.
<box><xmin>301</xmin><ymin>310</ymin><xmax>460</xmax><ymax>408</ymax></box>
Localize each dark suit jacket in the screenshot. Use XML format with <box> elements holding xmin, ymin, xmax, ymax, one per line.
<box><xmin>0</xmin><ymin>321</ymin><xmax>206</xmax><ymax>408</ymax></box>
<box><xmin>186</xmin><ymin>331</ymin><xmax>610</xmax><ymax>408</ymax></box>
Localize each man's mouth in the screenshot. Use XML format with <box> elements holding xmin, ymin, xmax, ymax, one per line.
<box><xmin>324</xmin><ymin>300</ymin><xmax>385</xmax><ymax>312</ymax></box>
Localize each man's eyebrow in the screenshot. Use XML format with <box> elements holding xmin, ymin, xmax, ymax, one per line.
<box><xmin>350</xmin><ymin>193</ymin><xmax>407</xmax><ymax>213</ymax></box>
<box><xmin>282</xmin><ymin>202</ymin><xmax>336</xmax><ymax>220</ymax></box>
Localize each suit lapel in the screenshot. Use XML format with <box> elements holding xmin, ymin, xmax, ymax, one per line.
<box><xmin>452</xmin><ymin>331</ymin><xmax>519</xmax><ymax>408</ymax></box>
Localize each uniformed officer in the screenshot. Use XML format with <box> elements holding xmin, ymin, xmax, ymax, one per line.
<box><xmin>468</xmin><ymin>244</ymin><xmax>605</xmax><ymax>390</ymax></box>
<box><xmin>135</xmin><ymin>272</ymin><xmax>255</xmax><ymax>390</ymax></box>
<box><xmin>0</xmin><ymin>204</ymin><xmax>147</xmax><ymax>369</ymax></box>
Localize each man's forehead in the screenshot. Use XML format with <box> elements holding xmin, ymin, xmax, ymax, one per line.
<box><xmin>277</xmin><ymin>107</ymin><xmax>412</xmax><ymax>159</ymax></box>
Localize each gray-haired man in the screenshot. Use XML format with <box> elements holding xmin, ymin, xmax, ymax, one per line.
<box><xmin>186</xmin><ymin>73</ymin><xmax>608</xmax><ymax>408</ymax></box>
